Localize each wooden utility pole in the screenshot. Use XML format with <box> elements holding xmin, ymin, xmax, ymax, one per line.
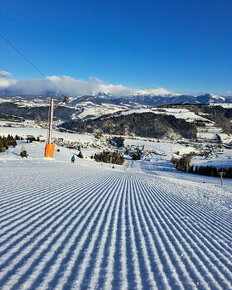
<box><xmin>48</xmin><ymin>98</ymin><xmax>54</xmax><ymax>144</ymax></box>
<box><xmin>218</xmin><ymin>161</ymin><xmax>226</xmax><ymax>186</ymax></box>
<box><xmin>45</xmin><ymin>98</ymin><xmax>55</xmax><ymax>158</ymax></box>
<box><xmin>218</xmin><ymin>171</ymin><xmax>225</xmax><ymax>186</ymax></box>
<box><xmin>45</xmin><ymin>96</ymin><xmax>68</xmax><ymax>158</ymax></box>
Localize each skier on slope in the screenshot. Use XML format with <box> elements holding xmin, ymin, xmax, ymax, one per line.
<box><xmin>71</xmin><ymin>155</ymin><xmax>75</xmax><ymax>163</ymax></box>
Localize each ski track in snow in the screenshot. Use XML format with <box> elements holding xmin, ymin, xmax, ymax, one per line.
<box><xmin>0</xmin><ymin>161</ymin><xmax>232</xmax><ymax>290</ymax></box>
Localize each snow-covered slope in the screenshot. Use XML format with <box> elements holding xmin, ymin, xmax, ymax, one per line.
<box><xmin>0</xmin><ymin>140</ymin><xmax>232</xmax><ymax>289</ymax></box>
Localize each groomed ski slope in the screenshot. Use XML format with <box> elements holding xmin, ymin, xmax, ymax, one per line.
<box><xmin>0</xmin><ymin>158</ymin><xmax>232</xmax><ymax>290</ymax></box>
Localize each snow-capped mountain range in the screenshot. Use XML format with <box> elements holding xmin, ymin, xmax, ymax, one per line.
<box><xmin>0</xmin><ymin>92</ymin><xmax>231</xmax><ymax>120</ymax></box>
<box><xmin>0</xmin><ymin>92</ymin><xmax>232</xmax><ymax>122</ymax></box>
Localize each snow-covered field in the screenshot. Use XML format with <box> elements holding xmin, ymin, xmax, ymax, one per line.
<box><xmin>77</xmin><ymin>102</ymin><xmax>126</xmax><ymax>119</ymax></box>
<box><xmin>0</xmin><ymin>121</ymin><xmax>94</xmax><ymax>143</ymax></box>
<box><xmin>119</xmin><ymin>107</ymin><xmax>232</xmax><ymax>143</ymax></box>
<box><xmin>0</xmin><ymin>137</ymin><xmax>232</xmax><ymax>289</ymax></box>
<box><xmin>120</xmin><ymin>107</ymin><xmax>208</xmax><ymax>123</ymax></box>
<box><xmin>191</xmin><ymin>151</ymin><xmax>232</xmax><ymax>169</ymax></box>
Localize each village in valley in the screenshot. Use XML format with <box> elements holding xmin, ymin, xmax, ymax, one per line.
<box><xmin>1</xmin><ymin>1</ymin><xmax>232</xmax><ymax>288</ymax></box>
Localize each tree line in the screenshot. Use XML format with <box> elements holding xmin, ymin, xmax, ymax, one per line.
<box><xmin>0</xmin><ymin>135</ymin><xmax>17</xmax><ymax>152</ymax></box>
<box><xmin>94</xmin><ymin>151</ymin><xmax>124</xmax><ymax>165</ymax></box>
<box><xmin>172</xmin><ymin>153</ymin><xmax>232</xmax><ymax>178</ymax></box>
<box><xmin>189</xmin><ymin>166</ymin><xmax>232</xmax><ymax>178</ymax></box>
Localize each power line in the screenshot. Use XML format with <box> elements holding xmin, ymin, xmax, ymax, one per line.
<box><xmin>0</xmin><ymin>32</ymin><xmax>64</xmax><ymax>96</ymax></box>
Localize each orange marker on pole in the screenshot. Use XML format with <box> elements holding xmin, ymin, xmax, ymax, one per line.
<box><xmin>45</xmin><ymin>98</ymin><xmax>55</xmax><ymax>158</ymax></box>
<box><xmin>44</xmin><ymin>97</ymin><xmax>68</xmax><ymax>158</ymax></box>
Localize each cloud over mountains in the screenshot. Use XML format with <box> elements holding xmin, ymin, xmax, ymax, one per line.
<box><xmin>0</xmin><ymin>71</ymin><xmax>12</xmax><ymax>78</ymax></box>
<box><xmin>0</xmin><ymin>71</ymin><xmax>173</xmax><ymax>97</ymax></box>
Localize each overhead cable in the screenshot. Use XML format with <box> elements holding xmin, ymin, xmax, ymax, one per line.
<box><xmin>0</xmin><ymin>32</ymin><xmax>64</xmax><ymax>96</ymax></box>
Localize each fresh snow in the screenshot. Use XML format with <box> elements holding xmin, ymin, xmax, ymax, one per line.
<box><xmin>0</xmin><ymin>121</ymin><xmax>94</xmax><ymax>143</ymax></box>
<box><xmin>0</xmin><ymin>135</ymin><xmax>232</xmax><ymax>289</ymax></box>
<box><xmin>77</xmin><ymin>102</ymin><xmax>125</xmax><ymax>119</ymax></box>
<box><xmin>191</xmin><ymin>150</ymin><xmax>232</xmax><ymax>169</ymax></box>
<box><xmin>210</xmin><ymin>103</ymin><xmax>232</xmax><ymax>108</ymax></box>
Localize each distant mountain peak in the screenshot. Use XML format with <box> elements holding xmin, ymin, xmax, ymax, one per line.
<box><xmin>94</xmin><ymin>92</ymin><xmax>114</xmax><ymax>99</ymax></box>
<box><xmin>208</xmin><ymin>93</ymin><xmax>225</xmax><ymax>101</ymax></box>
<box><xmin>196</xmin><ymin>93</ymin><xmax>226</xmax><ymax>103</ymax></box>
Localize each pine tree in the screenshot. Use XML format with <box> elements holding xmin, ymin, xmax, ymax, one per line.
<box><xmin>78</xmin><ymin>150</ymin><xmax>84</xmax><ymax>158</ymax></box>
<box><xmin>0</xmin><ymin>138</ymin><xmax>4</xmax><ymax>152</ymax></box>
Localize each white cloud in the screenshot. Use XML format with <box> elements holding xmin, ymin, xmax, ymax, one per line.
<box><xmin>47</xmin><ymin>75</ymin><xmax>93</xmax><ymax>96</ymax></box>
<box><xmin>0</xmin><ymin>73</ymin><xmax>175</xmax><ymax>97</ymax></box>
<box><xmin>0</xmin><ymin>70</ymin><xmax>12</xmax><ymax>78</ymax></box>
<box><xmin>10</xmin><ymin>79</ymin><xmax>54</xmax><ymax>95</ymax></box>
<box><xmin>93</xmin><ymin>83</ymin><xmax>134</xmax><ymax>97</ymax></box>
<box><xmin>0</xmin><ymin>78</ymin><xmax>17</xmax><ymax>89</ymax></box>
<box><xmin>133</xmin><ymin>87</ymin><xmax>174</xmax><ymax>96</ymax></box>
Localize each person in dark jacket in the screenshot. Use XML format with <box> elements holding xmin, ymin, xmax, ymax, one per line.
<box><xmin>71</xmin><ymin>155</ymin><xmax>75</xmax><ymax>163</ymax></box>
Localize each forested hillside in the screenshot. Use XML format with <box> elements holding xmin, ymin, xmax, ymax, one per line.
<box><xmin>0</xmin><ymin>102</ymin><xmax>78</xmax><ymax>121</ymax></box>
<box><xmin>62</xmin><ymin>112</ymin><xmax>197</xmax><ymax>139</ymax></box>
<box><xmin>165</xmin><ymin>104</ymin><xmax>232</xmax><ymax>134</ymax></box>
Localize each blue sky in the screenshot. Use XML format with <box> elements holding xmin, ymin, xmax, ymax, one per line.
<box><xmin>0</xmin><ymin>0</ymin><xmax>232</xmax><ymax>95</ymax></box>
